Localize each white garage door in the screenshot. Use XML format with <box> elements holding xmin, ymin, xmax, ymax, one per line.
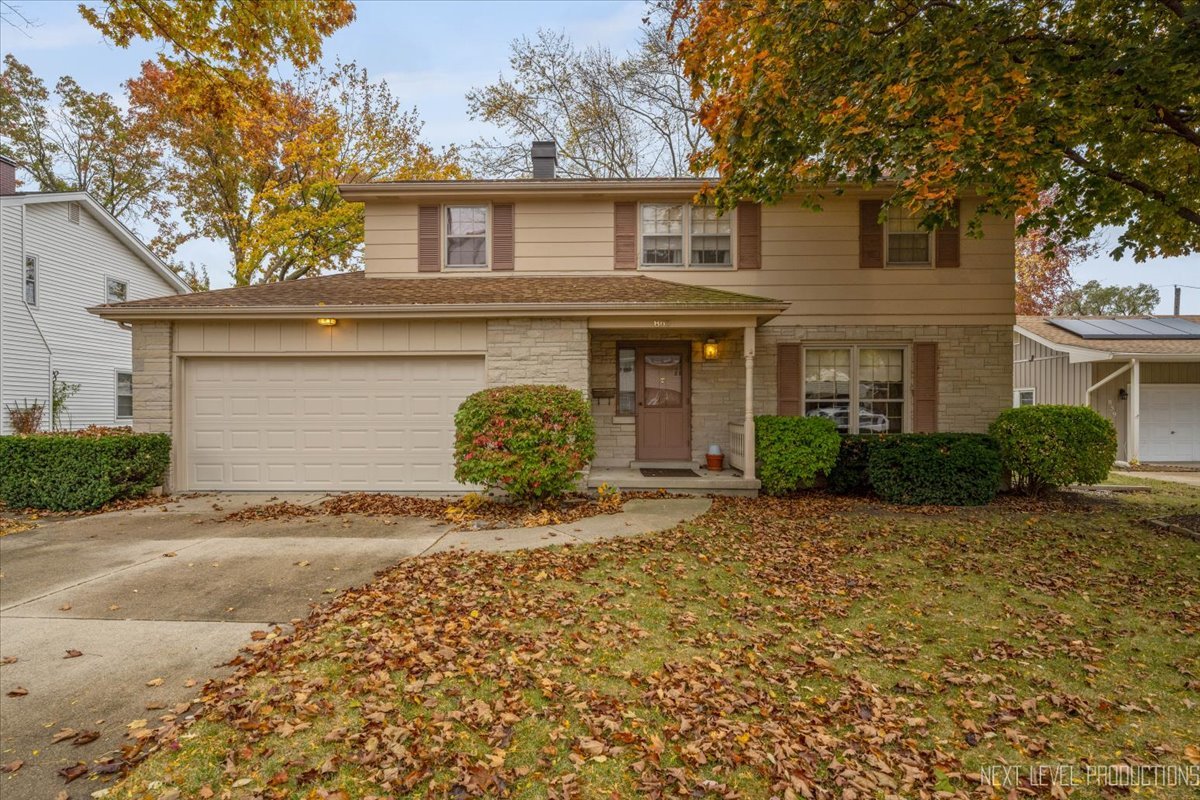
<box><xmin>183</xmin><ymin>356</ymin><xmax>484</xmax><ymax>490</ymax></box>
<box><xmin>1141</xmin><ymin>384</ymin><xmax>1200</xmax><ymax>462</ymax></box>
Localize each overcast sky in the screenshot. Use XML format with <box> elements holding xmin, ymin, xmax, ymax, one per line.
<box><xmin>2</xmin><ymin>0</ymin><xmax>1196</xmax><ymax>311</ymax></box>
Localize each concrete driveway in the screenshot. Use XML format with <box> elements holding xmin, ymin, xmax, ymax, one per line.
<box><xmin>0</xmin><ymin>493</ymin><xmax>452</xmax><ymax>798</ymax></box>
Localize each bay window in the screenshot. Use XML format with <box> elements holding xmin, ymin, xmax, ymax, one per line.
<box><xmin>803</xmin><ymin>346</ymin><xmax>906</xmax><ymax>433</ymax></box>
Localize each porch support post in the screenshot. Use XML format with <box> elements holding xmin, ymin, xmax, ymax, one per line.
<box><xmin>1128</xmin><ymin>358</ymin><xmax>1141</xmax><ymax>463</ymax></box>
<box><xmin>743</xmin><ymin>325</ymin><xmax>756</xmax><ymax>481</ymax></box>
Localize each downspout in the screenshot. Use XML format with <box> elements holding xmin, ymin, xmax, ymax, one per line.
<box><xmin>1084</xmin><ymin>361</ymin><xmax>1131</xmax><ymax>402</ymax></box>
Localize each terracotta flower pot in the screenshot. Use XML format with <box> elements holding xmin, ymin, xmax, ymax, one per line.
<box><xmin>706</xmin><ymin>453</ymin><xmax>725</xmax><ymax>471</ymax></box>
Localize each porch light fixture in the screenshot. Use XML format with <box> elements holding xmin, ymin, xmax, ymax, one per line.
<box><xmin>316</xmin><ymin>317</ymin><xmax>338</xmax><ymax>327</ymax></box>
<box><xmin>703</xmin><ymin>337</ymin><xmax>720</xmax><ymax>361</ymax></box>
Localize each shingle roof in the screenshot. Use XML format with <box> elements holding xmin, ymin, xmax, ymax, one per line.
<box><xmin>94</xmin><ymin>272</ymin><xmax>785</xmax><ymax>315</ymax></box>
<box><xmin>1017</xmin><ymin>315</ymin><xmax>1200</xmax><ymax>356</ymax></box>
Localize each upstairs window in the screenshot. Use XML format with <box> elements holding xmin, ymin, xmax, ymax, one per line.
<box><xmin>640</xmin><ymin>203</ymin><xmax>732</xmax><ymax>268</ymax></box>
<box><xmin>886</xmin><ymin>207</ymin><xmax>931</xmax><ymax>265</ymax></box>
<box><xmin>445</xmin><ymin>205</ymin><xmax>488</xmax><ymax>268</ymax></box>
<box><xmin>106</xmin><ymin>277</ymin><xmax>128</xmax><ymax>303</ymax></box>
<box><xmin>24</xmin><ymin>255</ymin><xmax>37</xmax><ymax>306</ymax></box>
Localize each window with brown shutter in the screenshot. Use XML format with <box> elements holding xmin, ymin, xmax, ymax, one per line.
<box><xmin>777</xmin><ymin>343</ymin><xmax>801</xmax><ymax>415</ymax></box>
<box><xmin>736</xmin><ymin>202</ymin><xmax>761</xmax><ymax>269</ymax></box>
<box><xmin>614</xmin><ymin>201</ymin><xmax>637</xmax><ymax>269</ymax></box>
<box><xmin>935</xmin><ymin>199</ymin><xmax>961</xmax><ymax>268</ymax></box>
<box><xmin>417</xmin><ymin>205</ymin><xmax>440</xmax><ymax>272</ymax></box>
<box><xmin>492</xmin><ymin>203</ymin><xmax>514</xmax><ymax>270</ymax></box>
<box><xmin>912</xmin><ymin>342</ymin><xmax>939</xmax><ymax>432</ymax></box>
<box><xmin>859</xmin><ymin>199</ymin><xmax>884</xmax><ymax>268</ymax></box>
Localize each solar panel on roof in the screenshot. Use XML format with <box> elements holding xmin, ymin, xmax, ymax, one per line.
<box><xmin>1048</xmin><ymin>317</ymin><xmax>1200</xmax><ymax>340</ymax></box>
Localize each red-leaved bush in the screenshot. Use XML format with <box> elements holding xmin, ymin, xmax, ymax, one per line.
<box><xmin>454</xmin><ymin>385</ymin><xmax>595</xmax><ymax>503</ymax></box>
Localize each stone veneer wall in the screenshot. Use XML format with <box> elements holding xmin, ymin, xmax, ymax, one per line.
<box><xmin>753</xmin><ymin>324</ymin><xmax>1014</xmax><ymax>432</ymax></box>
<box><xmin>589</xmin><ymin>330</ymin><xmax>745</xmax><ymax>467</ymax></box>
<box><xmin>131</xmin><ymin>321</ymin><xmax>172</xmax><ymax>434</ymax></box>
<box><xmin>485</xmin><ymin>318</ymin><xmax>590</xmax><ymax>389</ymax></box>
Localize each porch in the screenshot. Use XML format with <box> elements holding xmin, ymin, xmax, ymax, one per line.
<box><xmin>585</xmin><ymin>313</ymin><xmax>762</xmax><ymax>495</ymax></box>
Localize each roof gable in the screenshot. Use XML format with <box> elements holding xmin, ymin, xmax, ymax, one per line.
<box><xmin>1</xmin><ymin>192</ymin><xmax>190</xmax><ymax>294</ymax></box>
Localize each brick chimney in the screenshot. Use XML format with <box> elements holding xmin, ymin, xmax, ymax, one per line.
<box><xmin>531</xmin><ymin>141</ymin><xmax>557</xmax><ymax>179</ymax></box>
<box><xmin>0</xmin><ymin>155</ymin><xmax>16</xmax><ymax>196</ymax></box>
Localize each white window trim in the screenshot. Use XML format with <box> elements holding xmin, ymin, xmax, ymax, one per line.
<box><xmin>24</xmin><ymin>254</ymin><xmax>38</xmax><ymax>307</ymax></box>
<box><xmin>115</xmin><ymin>369</ymin><xmax>134</xmax><ymax>420</ymax></box>
<box><xmin>801</xmin><ymin>343</ymin><xmax>912</xmax><ymax>433</ymax></box>
<box><xmin>105</xmin><ymin>275</ymin><xmax>129</xmax><ymax>303</ymax></box>
<box><xmin>883</xmin><ymin>210</ymin><xmax>935</xmax><ymax>269</ymax></box>
<box><xmin>1014</xmin><ymin>388</ymin><xmax>1036</xmax><ymax>408</ymax></box>
<box><xmin>638</xmin><ymin>201</ymin><xmax>736</xmax><ymax>270</ymax></box>
<box><xmin>444</xmin><ymin>204</ymin><xmax>490</xmax><ymax>270</ymax></box>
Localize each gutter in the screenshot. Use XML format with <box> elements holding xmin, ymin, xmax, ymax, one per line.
<box><xmin>90</xmin><ymin>301</ymin><xmax>791</xmax><ymax>323</ymax></box>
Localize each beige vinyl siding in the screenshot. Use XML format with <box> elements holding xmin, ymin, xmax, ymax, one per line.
<box><xmin>363</xmin><ymin>201</ymin><xmax>419</xmax><ymax>274</ymax></box>
<box><xmin>1012</xmin><ymin>331</ymin><xmax>1091</xmax><ymax>406</ymax></box>
<box><xmin>361</xmin><ymin>194</ymin><xmax>1015</xmax><ymax>326</ymax></box>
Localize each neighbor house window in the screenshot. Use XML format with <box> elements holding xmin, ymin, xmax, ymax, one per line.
<box><xmin>116</xmin><ymin>371</ymin><xmax>133</xmax><ymax>419</ymax></box>
<box><xmin>803</xmin><ymin>346</ymin><xmax>906</xmax><ymax>433</ymax></box>
<box><xmin>640</xmin><ymin>203</ymin><xmax>732</xmax><ymax>268</ymax></box>
<box><xmin>24</xmin><ymin>255</ymin><xmax>37</xmax><ymax>306</ymax></box>
<box><xmin>445</xmin><ymin>205</ymin><xmax>488</xmax><ymax>267</ymax></box>
<box><xmin>886</xmin><ymin>207</ymin><xmax>931</xmax><ymax>265</ymax></box>
<box><xmin>617</xmin><ymin>347</ymin><xmax>636</xmax><ymax>416</ymax></box>
<box><xmin>1014</xmin><ymin>388</ymin><xmax>1035</xmax><ymax>407</ymax></box>
<box><xmin>106</xmin><ymin>277</ymin><xmax>128</xmax><ymax>303</ymax></box>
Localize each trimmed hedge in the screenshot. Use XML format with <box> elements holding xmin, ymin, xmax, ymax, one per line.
<box><xmin>454</xmin><ymin>385</ymin><xmax>595</xmax><ymax>503</ymax></box>
<box><xmin>866</xmin><ymin>434</ymin><xmax>1002</xmax><ymax>506</ymax></box>
<box><xmin>989</xmin><ymin>405</ymin><xmax>1116</xmax><ymax>495</ymax></box>
<box><xmin>755</xmin><ymin>415</ymin><xmax>841</xmax><ymax>496</ymax></box>
<box><xmin>0</xmin><ymin>431</ymin><xmax>171</xmax><ymax>511</ymax></box>
<box><xmin>826</xmin><ymin>434</ymin><xmax>886</xmax><ymax>494</ymax></box>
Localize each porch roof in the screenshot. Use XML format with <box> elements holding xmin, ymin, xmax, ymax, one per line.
<box><xmin>91</xmin><ymin>273</ymin><xmax>788</xmax><ymax>322</ymax></box>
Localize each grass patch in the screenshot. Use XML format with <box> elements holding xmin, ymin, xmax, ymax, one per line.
<box><xmin>111</xmin><ymin>482</ymin><xmax>1200</xmax><ymax>799</ymax></box>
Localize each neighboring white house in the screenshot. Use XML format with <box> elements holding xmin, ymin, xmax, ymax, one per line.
<box><xmin>0</xmin><ymin>155</ymin><xmax>191</xmax><ymax>434</ymax></box>
<box><xmin>1014</xmin><ymin>316</ymin><xmax>1200</xmax><ymax>464</ymax></box>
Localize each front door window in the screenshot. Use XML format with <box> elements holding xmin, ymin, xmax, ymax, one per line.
<box><xmin>643</xmin><ymin>353</ymin><xmax>683</xmax><ymax>407</ymax></box>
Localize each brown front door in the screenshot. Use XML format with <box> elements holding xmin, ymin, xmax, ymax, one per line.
<box><xmin>635</xmin><ymin>343</ymin><xmax>691</xmax><ymax>461</ymax></box>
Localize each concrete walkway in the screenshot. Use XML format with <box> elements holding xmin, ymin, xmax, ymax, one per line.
<box><xmin>1111</xmin><ymin>470</ymin><xmax>1200</xmax><ymax>488</ymax></box>
<box><xmin>0</xmin><ymin>494</ymin><xmax>709</xmax><ymax>797</ymax></box>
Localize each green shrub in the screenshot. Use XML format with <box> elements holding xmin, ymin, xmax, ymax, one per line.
<box><xmin>454</xmin><ymin>385</ymin><xmax>595</xmax><ymax>503</ymax></box>
<box><xmin>989</xmin><ymin>405</ymin><xmax>1117</xmax><ymax>495</ymax></box>
<box><xmin>826</xmin><ymin>434</ymin><xmax>887</xmax><ymax>494</ymax></box>
<box><xmin>0</xmin><ymin>431</ymin><xmax>171</xmax><ymax>511</ymax></box>
<box><xmin>755</xmin><ymin>415</ymin><xmax>841</xmax><ymax>496</ymax></box>
<box><xmin>866</xmin><ymin>434</ymin><xmax>1002</xmax><ymax>506</ymax></box>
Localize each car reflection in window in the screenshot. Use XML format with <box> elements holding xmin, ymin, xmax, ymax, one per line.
<box><xmin>806</xmin><ymin>406</ymin><xmax>890</xmax><ymax>433</ymax></box>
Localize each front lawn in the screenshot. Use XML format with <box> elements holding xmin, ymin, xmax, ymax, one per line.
<box><xmin>113</xmin><ymin>482</ymin><xmax>1200</xmax><ymax>799</ymax></box>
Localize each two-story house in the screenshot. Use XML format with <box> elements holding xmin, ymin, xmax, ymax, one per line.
<box><xmin>93</xmin><ymin>143</ymin><xmax>1014</xmax><ymax>494</ymax></box>
<box><xmin>1</xmin><ymin>156</ymin><xmax>191</xmax><ymax>434</ymax></box>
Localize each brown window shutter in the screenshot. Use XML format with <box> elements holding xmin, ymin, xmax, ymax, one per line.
<box><xmin>492</xmin><ymin>203</ymin><xmax>514</xmax><ymax>270</ymax></box>
<box><xmin>418</xmin><ymin>205</ymin><xmax>440</xmax><ymax>272</ymax></box>
<box><xmin>613</xmin><ymin>201</ymin><xmax>637</xmax><ymax>269</ymax></box>
<box><xmin>859</xmin><ymin>199</ymin><xmax>884</xmax><ymax>268</ymax></box>
<box><xmin>935</xmin><ymin>199</ymin><xmax>961</xmax><ymax>267</ymax></box>
<box><xmin>736</xmin><ymin>202</ymin><xmax>761</xmax><ymax>269</ymax></box>
<box><xmin>912</xmin><ymin>342</ymin><xmax>938</xmax><ymax>432</ymax></box>
<box><xmin>777</xmin><ymin>343</ymin><xmax>801</xmax><ymax>416</ymax></box>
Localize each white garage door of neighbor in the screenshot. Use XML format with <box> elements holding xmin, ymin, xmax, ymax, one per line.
<box><xmin>183</xmin><ymin>356</ymin><xmax>484</xmax><ymax>491</ymax></box>
<box><xmin>1141</xmin><ymin>384</ymin><xmax>1200</xmax><ymax>463</ymax></box>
